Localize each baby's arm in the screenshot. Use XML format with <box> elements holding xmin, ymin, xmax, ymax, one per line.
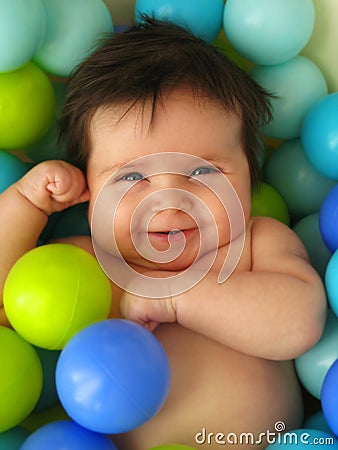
<box><xmin>0</xmin><ymin>160</ymin><xmax>89</xmax><ymax>326</ymax></box>
<box><xmin>121</xmin><ymin>217</ymin><xmax>327</xmax><ymax>361</ymax></box>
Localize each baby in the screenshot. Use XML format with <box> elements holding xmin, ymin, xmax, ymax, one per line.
<box><xmin>0</xmin><ymin>18</ymin><xmax>327</xmax><ymax>449</ymax></box>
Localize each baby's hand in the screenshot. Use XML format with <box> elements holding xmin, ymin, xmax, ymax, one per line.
<box><xmin>120</xmin><ymin>290</ymin><xmax>177</xmax><ymax>332</ymax></box>
<box><xmin>15</xmin><ymin>160</ymin><xmax>89</xmax><ymax>215</ymax></box>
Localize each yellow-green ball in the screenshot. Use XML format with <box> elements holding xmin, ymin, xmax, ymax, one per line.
<box><xmin>4</xmin><ymin>244</ymin><xmax>112</xmax><ymax>350</ymax></box>
<box><xmin>0</xmin><ymin>62</ymin><xmax>55</xmax><ymax>149</ymax></box>
<box><xmin>0</xmin><ymin>326</ymin><xmax>42</xmax><ymax>432</ymax></box>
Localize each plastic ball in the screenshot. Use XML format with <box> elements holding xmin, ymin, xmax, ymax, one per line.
<box><xmin>301</xmin><ymin>93</ymin><xmax>338</xmax><ymax>180</ymax></box>
<box><xmin>0</xmin><ymin>0</ymin><xmax>46</xmax><ymax>73</ymax></box>
<box><xmin>56</xmin><ymin>319</ymin><xmax>171</xmax><ymax>434</ymax></box>
<box><xmin>223</xmin><ymin>0</ymin><xmax>315</xmax><ymax>66</ymax></box>
<box><xmin>319</xmin><ymin>184</ymin><xmax>338</xmax><ymax>253</ymax></box>
<box><xmin>0</xmin><ymin>426</ymin><xmax>30</xmax><ymax>450</ymax></box>
<box><xmin>325</xmin><ymin>250</ymin><xmax>338</xmax><ymax>317</ymax></box>
<box><xmin>293</xmin><ymin>213</ymin><xmax>331</xmax><ymax>279</ymax></box>
<box><xmin>33</xmin><ymin>348</ymin><xmax>61</xmax><ymax>412</ymax></box>
<box><xmin>3</xmin><ymin>244</ymin><xmax>112</xmax><ymax>350</ymax></box>
<box><xmin>266</xmin><ymin>429</ymin><xmax>338</xmax><ymax>449</ymax></box>
<box><xmin>0</xmin><ymin>327</ymin><xmax>42</xmax><ymax>432</ymax></box>
<box><xmin>321</xmin><ymin>358</ymin><xmax>338</xmax><ymax>437</ymax></box>
<box><xmin>33</xmin><ymin>0</ymin><xmax>113</xmax><ymax>78</ymax></box>
<box><xmin>0</xmin><ymin>150</ymin><xmax>29</xmax><ymax>193</ymax></box>
<box><xmin>251</xmin><ymin>56</ymin><xmax>328</xmax><ymax>140</ymax></box>
<box><xmin>251</xmin><ymin>182</ymin><xmax>290</xmax><ymax>225</ymax></box>
<box><xmin>301</xmin><ymin>0</ymin><xmax>338</xmax><ymax>93</ymax></box>
<box><xmin>0</xmin><ymin>62</ymin><xmax>55</xmax><ymax>149</ymax></box>
<box><xmin>295</xmin><ymin>309</ymin><xmax>338</xmax><ymax>399</ymax></box>
<box><xmin>20</xmin><ymin>420</ymin><xmax>117</xmax><ymax>450</ymax></box>
<box><xmin>264</xmin><ymin>139</ymin><xmax>336</xmax><ymax>219</ymax></box>
<box><xmin>135</xmin><ymin>0</ymin><xmax>224</xmax><ymax>44</ymax></box>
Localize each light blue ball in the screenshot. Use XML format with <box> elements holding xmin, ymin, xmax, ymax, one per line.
<box><xmin>295</xmin><ymin>309</ymin><xmax>338</xmax><ymax>399</ymax></box>
<box><xmin>135</xmin><ymin>0</ymin><xmax>224</xmax><ymax>43</ymax></box>
<box><xmin>0</xmin><ymin>0</ymin><xmax>46</xmax><ymax>73</ymax></box>
<box><xmin>325</xmin><ymin>250</ymin><xmax>338</xmax><ymax>317</ymax></box>
<box><xmin>301</xmin><ymin>93</ymin><xmax>338</xmax><ymax>181</ymax></box>
<box><xmin>223</xmin><ymin>0</ymin><xmax>315</xmax><ymax>66</ymax></box>
<box><xmin>56</xmin><ymin>319</ymin><xmax>171</xmax><ymax>434</ymax></box>
<box><xmin>0</xmin><ymin>150</ymin><xmax>29</xmax><ymax>193</ymax></box>
<box><xmin>20</xmin><ymin>420</ymin><xmax>117</xmax><ymax>450</ymax></box>
<box><xmin>264</xmin><ymin>139</ymin><xmax>336</xmax><ymax>219</ymax></box>
<box><xmin>293</xmin><ymin>213</ymin><xmax>331</xmax><ymax>280</ymax></box>
<box><xmin>33</xmin><ymin>0</ymin><xmax>113</xmax><ymax>77</ymax></box>
<box><xmin>251</xmin><ymin>56</ymin><xmax>328</xmax><ymax>139</ymax></box>
<box><xmin>266</xmin><ymin>429</ymin><xmax>338</xmax><ymax>449</ymax></box>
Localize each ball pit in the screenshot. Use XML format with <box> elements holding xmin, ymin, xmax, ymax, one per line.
<box><xmin>1</xmin><ymin>0</ymin><xmax>338</xmax><ymax>446</ymax></box>
<box><xmin>56</xmin><ymin>319</ymin><xmax>171</xmax><ymax>434</ymax></box>
<box><xmin>0</xmin><ymin>327</ymin><xmax>42</xmax><ymax>432</ymax></box>
<box><xmin>251</xmin><ymin>182</ymin><xmax>290</xmax><ymax>225</ymax></box>
<box><xmin>3</xmin><ymin>244</ymin><xmax>112</xmax><ymax>350</ymax></box>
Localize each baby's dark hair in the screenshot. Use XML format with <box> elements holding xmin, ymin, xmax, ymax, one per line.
<box><xmin>59</xmin><ymin>17</ymin><xmax>272</xmax><ymax>186</ymax></box>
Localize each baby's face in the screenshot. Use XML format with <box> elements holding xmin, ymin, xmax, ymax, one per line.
<box><xmin>87</xmin><ymin>88</ymin><xmax>251</xmax><ymax>272</ymax></box>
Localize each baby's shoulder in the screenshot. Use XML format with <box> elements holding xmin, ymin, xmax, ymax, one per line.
<box><xmin>249</xmin><ymin>216</ymin><xmax>308</xmax><ymax>259</ymax></box>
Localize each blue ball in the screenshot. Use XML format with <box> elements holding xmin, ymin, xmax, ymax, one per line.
<box><xmin>20</xmin><ymin>420</ymin><xmax>117</xmax><ymax>450</ymax></box>
<box><xmin>0</xmin><ymin>150</ymin><xmax>29</xmax><ymax>193</ymax></box>
<box><xmin>325</xmin><ymin>251</ymin><xmax>338</xmax><ymax>317</ymax></box>
<box><xmin>56</xmin><ymin>319</ymin><xmax>171</xmax><ymax>434</ymax></box>
<box><xmin>320</xmin><ymin>184</ymin><xmax>338</xmax><ymax>253</ymax></box>
<box><xmin>135</xmin><ymin>0</ymin><xmax>224</xmax><ymax>43</ymax></box>
<box><xmin>321</xmin><ymin>358</ymin><xmax>338</xmax><ymax>437</ymax></box>
<box><xmin>301</xmin><ymin>93</ymin><xmax>338</xmax><ymax>180</ymax></box>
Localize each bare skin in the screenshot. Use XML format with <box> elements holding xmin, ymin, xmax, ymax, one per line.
<box><xmin>0</xmin><ymin>88</ymin><xmax>327</xmax><ymax>448</ymax></box>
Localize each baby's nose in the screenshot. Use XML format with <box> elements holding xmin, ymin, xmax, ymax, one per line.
<box><xmin>149</xmin><ymin>175</ymin><xmax>193</xmax><ymax>213</ymax></box>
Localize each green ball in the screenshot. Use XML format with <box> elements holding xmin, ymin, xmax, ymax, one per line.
<box><xmin>4</xmin><ymin>244</ymin><xmax>112</xmax><ymax>350</ymax></box>
<box><xmin>0</xmin><ymin>327</ymin><xmax>42</xmax><ymax>432</ymax></box>
<box><xmin>0</xmin><ymin>62</ymin><xmax>55</xmax><ymax>149</ymax></box>
<box><xmin>251</xmin><ymin>182</ymin><xmax>290</xmax><ymax>225</ymax></box>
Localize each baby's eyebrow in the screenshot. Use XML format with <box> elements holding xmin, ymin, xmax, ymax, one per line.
<box><xmin>99</xmin><ymin>161</ymin><xmax>138</xmax><ymax>176</ymax></box>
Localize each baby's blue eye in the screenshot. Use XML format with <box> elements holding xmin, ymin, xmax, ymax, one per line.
<box><xmin>118</xmin><ymin>172</ymin><xmax>144</xmax><ymax>182</ymax></box>
<box><xmin>190</xmin><ymin>166</ymin><xmax>220</xmax><ymax>176</ymax></box>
